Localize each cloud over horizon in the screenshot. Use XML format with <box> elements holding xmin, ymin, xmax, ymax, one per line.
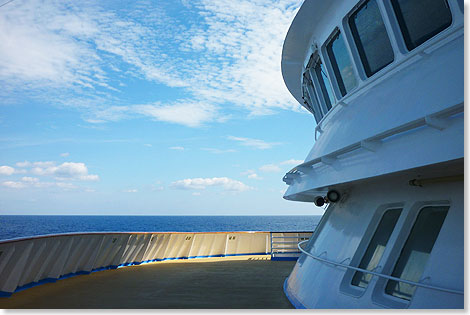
<box><xmin>171</xmin><ymin>177</ymin><xmax>252</xmax><ymax>192</ymax></box>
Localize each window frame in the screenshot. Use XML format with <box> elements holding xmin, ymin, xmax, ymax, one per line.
<box><xmin>371</xmin><ymin>201</ymin><xmax>451</xmax><ymax>308</ymax></box>
<box><xmin>301</xmin><ymin>70</ymin><xmax>323</xmax><ymax>123</ymax></box>
<box><xmin>323</xmin><ymin>28</ymin><xmax>359</xmax><ymax>98</ymax></box>
<box><xmin>340</xmin><ymin>203</ymin><xmax>404</xmax><ymax>298</ymax></box>
<box><xmin>388</xmin><ymin>0</ymin><xmax>453</xmax><ymax>52</ymax></box>
<box><xmin>347</xmin><ymin>0</ymin><xmax>395</xmax><ymax>77</ymax></box>
<box><xmin>308</xmin><ymin>53</ymin><xmax>335</xmax><ymax>114</ymax></box>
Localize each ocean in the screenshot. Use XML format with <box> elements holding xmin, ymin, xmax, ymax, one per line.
<box><xmin>0</xmin><ymin>215</ymin><xmax>322</xmax><ymax>241</ymax></box>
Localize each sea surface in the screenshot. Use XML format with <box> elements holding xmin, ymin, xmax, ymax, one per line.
<box><xmin>0</xmin><ymin>215</ymin><xmax>322</xmax><ymax>241</ymax></box>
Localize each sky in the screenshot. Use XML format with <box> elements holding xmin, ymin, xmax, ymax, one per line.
<box><xmin>0</xmin><ymin>0</ymin><xmax>324</xmax><ymax>215</ymax></box>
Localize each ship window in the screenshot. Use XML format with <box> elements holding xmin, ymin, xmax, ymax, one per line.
<box><xmin>326</xmin><ymin>31</ymin><xmax>358</xmax><ymax>97</ymax></box>
<box><xmin>349</xmin><ymin>0</ymin><xmax>394</xmax><ymax>77</ymax></box>
<box><xmin>352</xmin><ymin>208</ymin><xmax>402</xmax><ymax>288</ymax></box>
<box><xmin>385</xmin><ymin>205</ymin><xmax>449</xmax><ymax>300</ymax></box>
<box><xmin>302</xmin><ymin>72</ymin><xmax>323</xmax><ymax>123</ymax></box>
<box><xmin>391</xmin><ymin>0</ymin><xmax>452</xmax><ymax>51</ymax></box>
<box><xmin>313</xmin><ymin>58</ymin><xmax>335</xmax><ymax>111</ymax></box>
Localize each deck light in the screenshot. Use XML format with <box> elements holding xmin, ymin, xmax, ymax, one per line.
<box><xmin>314</xmin><ymin>196</ymin><xmax>325</xmax><ymax>207</ymax></box>
<box><xmin>327</xmin><ymin>190</ymin><xmax>341</xmax><ymax>203</ymax></box>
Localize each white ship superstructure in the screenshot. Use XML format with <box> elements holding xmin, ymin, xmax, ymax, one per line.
<box><xmin>281</xmin><ymin>0</ymin><xmax>463</xmax><ymax>309</ymax></box>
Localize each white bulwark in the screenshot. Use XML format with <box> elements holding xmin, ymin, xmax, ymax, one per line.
<box><xmin>281</xmin><ymin>0</ymin><xmax>463</xmax><ymax>309</ymax></box>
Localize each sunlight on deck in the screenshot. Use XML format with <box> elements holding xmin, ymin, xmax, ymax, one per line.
<box><xmin>0</xmin><ymin>256</ymin><xmax>295</xmax><ymax>309</ymax></box>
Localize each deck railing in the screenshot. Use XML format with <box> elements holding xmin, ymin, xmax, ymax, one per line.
<box><xmin>0</xmin><ymin>230</ymin><xmax>313</xmax><ymax>297</ymax></box>
<box><xmin>270</xmin><ymin>232</ymin><xmax>313</xmax><ymax>261</ymax></box>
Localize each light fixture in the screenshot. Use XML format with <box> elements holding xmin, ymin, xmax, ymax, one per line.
<box><xmin>327</xmin><ymin>190</ymin><xmax>341</xmax><ymax>203</ymax></box>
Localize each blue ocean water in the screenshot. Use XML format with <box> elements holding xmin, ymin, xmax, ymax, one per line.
<box><xmin>0</xmin><ymin>215</ymin><xmax>322</xmax><ymax>241</ymax></box>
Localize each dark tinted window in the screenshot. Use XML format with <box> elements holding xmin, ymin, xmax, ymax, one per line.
<box><xmin>385</xmin><ymin>206</ymin><xmax>449</xmax><ymax>300</ymax></box>
<box><xmin>326</xmin><ymin>31</ymin><xmax>358</xmax><ymax>97</ymax></box>
<box><xmin>349</xmin><ymin>0</ymin><xmax>394</xmax><ymax>76</ymax></box>
<box><xmin>313</xmin><ymin>59</ymin><xmax>334</xmax><ymax>111</ymax></box>
<box><xmin>352</xmin><ymin>208</ymin><xmax>402</xmax><ymax>288</ymax></box>
<box><xmin>302</xmin><ymin>72</ymin><xmax>323</xmax><ymax>123</ymax></box>
<box><xmin>391</xmin><ymin>0</ymin><xmax>452</xmax><ymax>51</ymax></box>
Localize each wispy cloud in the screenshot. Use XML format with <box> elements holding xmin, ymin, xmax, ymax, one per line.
<box><xmin>280</xmin><ymin>159</ymin><xmax>303</xmax><ymax>166</ymax></box>
<box><xmin>242</xmin><ymin>169</ymin><xmax>263</xmax><ymax>180</ymax></box>
<box><xmin>171</xmin><ymin>177</ymin><xmax>252</xmax><ymax>192</ymax></box>
<box><xmin>60</xmin><ymin>152</ymin><xmax>70</xmax><ymax>157</ymax></box>
<box><xmin>123</xmin><ymin>189</ymin><xmax>138</xmax><ymax>193</ymax></box>
<box><xmin>7</xmin><ymin>160</ymin><xmax>99</xmax><ymax>182</ymax></box>
<box><xmin>0</xmin><ymin>0</ymin><xmax>304</xmax><ymax>128</ymax></box>
<box><xmin>169</xmin><ymin>146</ymin><xmax>185</xmax><ymax>151</ymax></box>
<box><xmin>227</xmin><ymin>136</ymin><xmax>280</xmax><ymax>150</ymax></box>
<box><xmin>259</xmin><ymin>164</ymin><xmax>282</xmax><ymax>173</ymax></box>
<box><xmin>1</xmin><ymin>181</ymin><xmax>26</xmax><ymax>188</ymax></box>
<box><xmin>202</xmin><ymin>148</ymin><xmax>236</xmax><ymax>154</ymax></box>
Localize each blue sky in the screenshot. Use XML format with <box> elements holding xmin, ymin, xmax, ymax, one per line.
<box><xmin>0</xmin><ymin>0</ymin><xmax>323</xmax><ymax>215</ymax></box>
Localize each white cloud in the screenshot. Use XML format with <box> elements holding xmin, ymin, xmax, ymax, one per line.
<box><xmin>123</xmin><ymin>189</ymin><xmax>138</xmax><ymax>193</ymax></box>
<box><xmin>0</xmin><ymin>166</ymin><xmax>15</xmax><ymax>175</ymax></box>
<box><xmin>16</xmin><ymin>161</ymin><xmax>31</xmax><ymax>167</ymax></box>
<box><xmin>171</xmin><ymin>177</ymin><xmax>252</xmax><ymax>192</ymax></box>
<box><xmin>33</xmin><ymin>161</ymin><xmax>55</xmax><ymax>168</ymax></box>
<box><xmin>21</xmin><ymin>176</ymin><xmax>39</xmax><ymax>182</ymax></box>
<box><xmin>0</xmin><ymin>0</ymin><xmax>304</xmax><ymax>128</ymax></box>
<box><xmin>242</xmin><ymin>169</ymin><xmax>263</xmax><ymax>180</ymax></box>
<box><xmin>60</xmin><ymin>152</ymin><xmax>70</xmax><ymax>157</ymax></box>
<box><xmin>202</xmin><ymin>148</ymin><xmax>236</xmax><ymax>154</ymax></box>
<box><xmin>1</xmin><ymin>181</ymin><xmax>26</xmax><ymax>188</ymax></box>
<box><xmin>30</xmin><ymin>161</ymin><xmax>99</xmax><ymax>181</ymax></box>
<box><xmin>192</xmin><ymin>192</ymin><xmax>201</xmax><ymax>196</ymax></box>
<box><xmin>1</xmin><ymin>178</ymin><xmax>79</xmax><ymax>190</ymax></box>
<box><xmin>227</xmin><ymin>136</ymin><xmax>280</xmax><ymax>150</ymax></box>
<box><xmin>170</xmin><ymin>146</ymin><xmax>185</xmax><ymax>151</ymax></box>
<box><xmin>259</xmin><ymin>164</ymin><xmax>282</xmax><ymax>173</ymax></box>
<box><xmin>248</xmin><ymin>173</ymin><xmax>262</xmax><ymax>180</ymax></box>
<box><xmin>133</xmin><ymin>102</ymin><xmax>218</xmax><ymax>127</ymax></box>
<box><xmin>280</xmin><ymin>159</ymin><xmax>303</xmax><ymax>166</ymax></box>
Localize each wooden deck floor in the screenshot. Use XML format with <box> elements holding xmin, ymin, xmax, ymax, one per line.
<box><xmin>0</xmin><ymin>256</ymin><xmax>296</xmax><ymax>309</ymax></box>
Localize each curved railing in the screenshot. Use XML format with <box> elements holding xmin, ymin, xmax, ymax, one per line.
<box><xmin>0</xmin><ymin>231</ymin><xmax>312</xmax><ymax>297</ymax></box>
<box><xmin>0</xmin><ymin>231</ymin><xmax>272</xmax><ymax>297</ymax></box>
<box><xmin>297</xmin><ymin>240</ymin><xmax>463</xmax><ymax>296</ymax></box>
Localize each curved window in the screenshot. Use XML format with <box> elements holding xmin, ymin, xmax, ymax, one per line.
<box><xmin>326</xmin><ymin>31</ymin><xmax>358</xmax><ymax>97</ymax></box>
<box><xmin>349</xmin><ymin>0</ymin><xmax>394</xmax><ymax>77</ymax></box>
<box><xmin>391</xmin><ymin>0</ymin><xmax>452</xmax><ymax>51</ymax></box>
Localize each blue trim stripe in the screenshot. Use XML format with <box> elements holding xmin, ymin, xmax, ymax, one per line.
<box><xmin>271</xmin><ymin>257</ymin><xmax>299</xmax><ymax>261</ymax></box>
<box><xmin>283</xmin><ymin>277</ymin><xmax>306</xmax><ymax>309</ymax></box>
<box><xmin>0</xmin><ymin>252</ymin><xmax>270</xmax><ymax>298</ymax></box>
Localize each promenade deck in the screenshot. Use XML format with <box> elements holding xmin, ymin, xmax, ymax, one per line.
<box><xmin>0</xmin><ymin>256</ymin><xmax>295</xmax><ymax>309</ymax></box>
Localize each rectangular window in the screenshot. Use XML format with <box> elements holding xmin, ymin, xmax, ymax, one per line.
<box><xmin>349</xmin><ymin>0</ymin><xmax>394</xmax><ymax>77</ymax></box>
<box><xmin>352</xmin><ymin>208</ymin><xmax>402</xmax><ymax>288</ymax></box>
<box><xmin>326</xmin><ymin>31</ymin><xmax>358</xmax><ymax>97</ymax></box>
<box><xmin>385</xmin><ymin>205</ymin><xmax>449</xmax><ymax>300</ymax></box>
<box><xmin>391</xmin><ymin>0</ymin><xmax>452</xmax><ymax>51</ymax></box>
<box><xmin>302</xmin><ymin>72</ymin><xmax>323</xmax><ymax>123</ymax></box>
<box><xmin>313</xmin><ymin>59</ymin><xmax>334</xmax><ymax>111</ymax></box>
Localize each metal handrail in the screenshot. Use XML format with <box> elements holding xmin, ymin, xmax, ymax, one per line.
<box><xmin>297</xmin><ymin>240</ymin><xmax>463</xmax><ymax>296</ymax></box>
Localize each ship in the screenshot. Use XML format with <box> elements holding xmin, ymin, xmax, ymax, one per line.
<box><xmin>0</xmin><ymin>0</ymin><xmax>463</xmax><ymax>309</ymax></box>
<box><xmin>281</xmin><ymin>0</ymin><xmax>463</xmax><ymax>309</ymax></box>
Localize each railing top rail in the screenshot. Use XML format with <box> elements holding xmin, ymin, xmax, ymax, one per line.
<box><xmin>0</xmin><ymin>231</ymin><xmax>276</xmax><ymax>245</ymax></box>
